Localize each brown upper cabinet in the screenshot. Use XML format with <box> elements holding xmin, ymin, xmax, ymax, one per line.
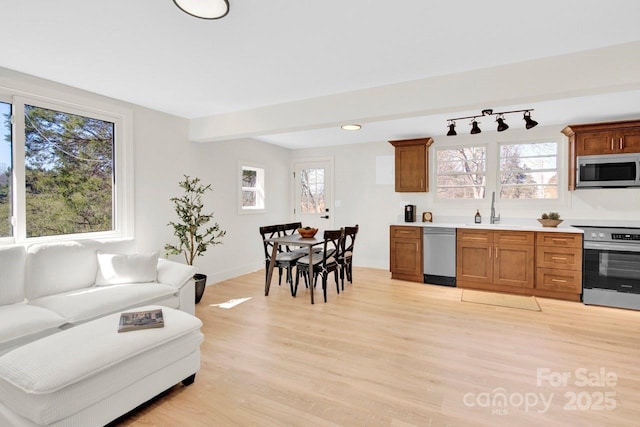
<box><xmin>389</xmin><ymin>137</ymin><xmax>434</xmax><ymax>192</ymax></box>
<box><xmin>562</xmin><ymin>119</ymin><xmax>640</xmax><ymax>190</ymax></box>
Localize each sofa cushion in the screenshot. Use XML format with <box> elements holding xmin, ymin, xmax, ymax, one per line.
<box><xmin>28</xmin><ymin>283</ymin><xmax>179</xmax><ymax>324</ymax></box>
<box><xmin>95</xmin><ymin>251</ymin><xmax>159</xmax><ymax>286</ymax></box>
<box><xmin>25</xmin><ymin>241</ymin><xmax>98</xmax><ymax>300</ymax></box>
<box><xmin>0</xmin><ymin>245</ymin><xmax>26</xmax><ymax>305</ymax></box>
<box><xmin>25</xmin><ymin>239</ymin><xmax>138</xmax><ymax>300</ymax></box>
<box><xmin>0</xmin><ymin>304</ymin><xmax>66</xmax><ymax>346</ymax></box>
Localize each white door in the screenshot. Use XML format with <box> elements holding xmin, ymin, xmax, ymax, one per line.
<box><xmin>293</xmin><ymin>159</ymin><xmax>334</xmax><ymax>230</ymax></box>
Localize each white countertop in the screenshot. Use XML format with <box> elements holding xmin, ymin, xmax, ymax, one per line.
<box><xmin>392</xmin><ymin>221</ymin><xmax>584</xmax><ymax>233</ymax></box>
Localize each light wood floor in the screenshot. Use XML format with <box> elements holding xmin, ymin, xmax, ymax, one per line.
<box><xmin>115</xmin><ymin>268</ymin><xmax>640</xmax><ymax>426</ymax></box>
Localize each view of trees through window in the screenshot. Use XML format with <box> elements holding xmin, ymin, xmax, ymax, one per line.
<box><xmin>0</xmin><ymin>102</ymin><xmax>11</xmax><ymax>237</ymax></box>
<box><xmin>21</xmin><ymin>105</ymin><xmax>114</xmax><ymax>237</ymax></box>
<box><xmin>436</xmin><ymin>142</ymin><xmax>558</xmax><ymax>200</ymax></box>
<box><xmin>437</xmin><ymin>146</ymin><xmax>486</xmax><ymax>199</ymax></box>
<box><xmin>500</xmin><ymin>142</ymin><xmax>558</xmax><ymax>199</ymax></box>
<box><xmin>241</xmin><ymin>165</ymin><xmax>264</xmax><ymax>210</ymax></box>
<box><xmin>300</xmin><ymin>168</ymin><xmax>325</xmax><ymax>213</ymax></box>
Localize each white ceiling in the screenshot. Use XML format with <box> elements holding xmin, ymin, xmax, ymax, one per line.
<box><xmin>2</xmin><ymin>0</ymin><xmax>640</xmax><ymax>148</ymax></box>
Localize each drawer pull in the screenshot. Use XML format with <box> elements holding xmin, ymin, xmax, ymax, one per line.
<box><xmin>551</xmin><ymin>238</ymin><xmax>568</xmax><ymax>243</ymax></box>
<box><xmin>551</xmin><ymin>279</ymin><xmax>567</xmax><ymax>283</ymax></box>
<box><xmin>467</xmin><ymin>237</ymin><xmax>486</xmax><ymax>240</ymax></box>
<box><xmin>551</xmin><ymin>256</ymin><xmax>567</xmax><ymax>261</ymax></box>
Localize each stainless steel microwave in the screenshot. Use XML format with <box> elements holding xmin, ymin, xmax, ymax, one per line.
<box><xmin>576</xmin><ymin>153</ymin><xmax>640</xmax><ymax>188</ymax></box>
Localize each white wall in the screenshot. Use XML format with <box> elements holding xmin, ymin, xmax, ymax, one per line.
<box><xmin>189</xmin><ymin>139</ymin><xmax>293</xmax><ymax>284</ymax></box>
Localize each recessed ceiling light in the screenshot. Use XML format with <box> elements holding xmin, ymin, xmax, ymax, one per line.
<box><xmin>341</xmin><ymin>124</ymin><xmax>362</xmax><ymax>131</ymax></box>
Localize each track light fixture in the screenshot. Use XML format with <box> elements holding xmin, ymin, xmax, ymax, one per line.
<box><xmin>446</xmin><ymin>108</ymin><xmax>538</xmax><ymax>136</ymax></box>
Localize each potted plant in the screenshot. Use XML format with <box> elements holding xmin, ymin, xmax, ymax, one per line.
<box><xmin>165</xmin><ymin>175</ymin><xmax>226</xmax><ymax>303</ymax></box>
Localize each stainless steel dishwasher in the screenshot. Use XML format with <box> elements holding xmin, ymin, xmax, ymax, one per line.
<box><xmin>423</xmin><ymin>227</ymin><xmax>456</xmax><ymax>286</ymax></box>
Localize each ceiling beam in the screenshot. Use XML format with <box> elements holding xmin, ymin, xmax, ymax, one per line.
<box><xmin>189</xmin><ymin>41</ymin><xmax>640</xmax><ymax>143</ymax></box>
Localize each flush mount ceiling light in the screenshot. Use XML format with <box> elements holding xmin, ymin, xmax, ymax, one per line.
<box><xmin>446</xmin><ymin>108</ymin><xmax>538</xmax><ymax>136</ymax></box>
<box><xmin>341</xmin><ymin>124</ymin><xmax>362</xmax><ymax>131</ymax></box>
<box><xmin>173</xmin><ymin>0</ymin><xmax>230</xmax><ymax>19</ymax></box>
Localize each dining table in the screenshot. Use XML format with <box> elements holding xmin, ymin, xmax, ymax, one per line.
<box><xmin>264</xmin><ymin>233</ymin><xmax>325</xmax><ymax>304</ymax></box>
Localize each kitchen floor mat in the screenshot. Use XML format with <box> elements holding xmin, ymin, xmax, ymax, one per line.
<box><xmin>461</xmin><ymin>289</ymin><xmax>541</xmax><ymax>311</ymax></box>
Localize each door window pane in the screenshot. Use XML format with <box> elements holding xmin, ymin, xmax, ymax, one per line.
<box><xmin>0</xmin><ymin>102</ymin><xmax>11</xmax><ymax>237</ymax></box>
<box><xmin>24</xmin><ymin>105</ymin><xmax>114</xmax><ymax>237</ymax></box>
<box><xmin>300</xmin><ymin>168</ymin><xmax>325</xmax><ymax>213</ymax></box>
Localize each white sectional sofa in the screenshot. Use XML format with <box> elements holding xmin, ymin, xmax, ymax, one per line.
<box><xmin>0</xmin><ymin>239</ymin><xmax>196</xmax><ymax>355</ymax></box>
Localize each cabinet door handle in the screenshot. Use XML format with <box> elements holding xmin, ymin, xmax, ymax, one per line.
<box><xmin>611</xmin><ymin>138</ymin><xmax>614</xmax><ymax>151</ymax></box>
<box><xmin>551</xmin><ymin>279</ymin><xmax>567</xmax><ymax>283</ymax></box>
<box><xmin>620</xmin><ymin>137</ymin><xmax>623</xmax><ymax>150</ymax></box>
<box><xmin>551</xmin><ymin>256</ymin><xmax>567</xmax><ymax>261</ymax></box>
<box><xmin>489</xmin><ymin>246</ymin><xmax>492</xmax><ymax>258</ymax></box>
<box><xmin>495</xmin><ymin>247</ymin><xmax>499</xmax><ymax>259</ymax></box>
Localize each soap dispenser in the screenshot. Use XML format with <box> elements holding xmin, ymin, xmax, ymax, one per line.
<box><xmin>475</xmin><ymin>209</ymin><xmax>481</xmax><ymax>224</ymax></box>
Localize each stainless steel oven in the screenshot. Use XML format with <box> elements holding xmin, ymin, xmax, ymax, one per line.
<box><xmin>577</xmin><ymin>226</ymin><xmax>640</xmax><ymax>310</ymax></box>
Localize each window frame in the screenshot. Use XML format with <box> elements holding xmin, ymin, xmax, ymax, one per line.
<box><xmin>497</xmin><ymin>139</ymin><xmax>559</xmax><ymax>201</ymax></box>
<box><xmin>0</xmin><ymin>89</ymin><xmax>133</xmax><ymax>245</ymax></box>
<box><xmin>238</xmin><ymin>162</ymin><xmax>266</xmax><ymax>214</ymax></box>
<box><xmin>435</xmin><ymin>144</ymin><xmax>487</xmax><ymax>200</ymax></box>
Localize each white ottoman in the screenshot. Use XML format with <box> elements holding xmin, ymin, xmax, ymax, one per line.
<box><xmin>0</xmin><ymin>306</ymin><xmax>203</xmax><ymax>426</ymax></box>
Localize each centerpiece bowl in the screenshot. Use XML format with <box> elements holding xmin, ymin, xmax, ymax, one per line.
<box><xmin>297</xmin><ymin>227</ymin><xmax>318</xmax><ymax>238</ymax></box>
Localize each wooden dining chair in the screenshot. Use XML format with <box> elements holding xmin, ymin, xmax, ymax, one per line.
<box><xmin>294</xmin><ymin>228</ymin><xmax>344</xmax><ymax>303</ymax></box>
<box><xmin>259</xmin><ymin>224</ymin><xmax>304</xmax><ymax>295</ymax></box>
<box><xmin>338</xmin><ymin>224</ymin><xmax>359</xmax><ymax>290</ymax></box>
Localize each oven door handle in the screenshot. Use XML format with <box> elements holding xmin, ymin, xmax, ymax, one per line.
<box><xmin>584</xmin><ymin>241</ymin><xmax>640</xmax><ymax>253</ymax></box>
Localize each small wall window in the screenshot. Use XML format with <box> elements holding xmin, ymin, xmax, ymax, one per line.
<box><xmin>240</xmin><ymin>164</ymin><xmax>265</xmax><ymax>212</ymax></box>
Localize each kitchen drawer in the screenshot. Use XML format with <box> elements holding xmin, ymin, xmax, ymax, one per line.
<box><xmin>495</xmin><ymin>231</ymin><xmax>534</xmax><ymax>246</ymax></box>
<box><xmin>536</xmin><ymin>232</ymin><xmax>582</xmax><ymax>248</ymax></box>
<box><xmin>536</xmin><ymin>268</ymin><xmax>582</xmax><ymax>293</ymax></box>
<box><xmin>457</xmin><ymin>229</ymin><xmax>493</xmax><ymax>243</ymax></box>
<box><xmin>536</xmin><ymin>246</ymin><xmax>582</xmax><ymax>270</ymax></box>
<box><xmin>390</xmin><ymin>226</ymin><xmax>422</xmax><ymax>239</ymax></box>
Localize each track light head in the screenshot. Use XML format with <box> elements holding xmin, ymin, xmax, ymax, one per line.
<box><xmin>496</xmin><ymin>116</ymin><xmax>509</xmax><ymax>132</ymax></box>
<box><xmin>447</xmin><ymin>122</ymin><xmax>457</xmax><ymax>136</ymax></box>
<box><xmin>523</xmin><ymin>111</ymin><xmax>538</xmax><ymax>129</ymax></box>
<box><xmin>470</xmin><ymin>120</ymin><xmax>481</xmax><ymax>134</ymax></box>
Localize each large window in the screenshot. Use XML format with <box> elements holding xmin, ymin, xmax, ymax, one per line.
<box><xmin>0</xmin><ymin>101</ymin><xmax>11</xmax><ymax>238</ymax></box>
<box><xmin>436</xmin><ymin>146</ymin><xmax>486</xmax><ymax>199</ymax></box>
<box><xmin>1</xmin><ymin>94</ymin><xmax>131</xmax><ymax>243</ymax></box>
<box><xmin>499</xmin><ymin>142</ymin><xmax>558</xmax><ymax>199</ymax></box>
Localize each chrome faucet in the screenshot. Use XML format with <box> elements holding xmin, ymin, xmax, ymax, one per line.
<box><xmin>490</xmin><ymin>191</ymin><xmax>500</xmax><ymax>224</ymax></box>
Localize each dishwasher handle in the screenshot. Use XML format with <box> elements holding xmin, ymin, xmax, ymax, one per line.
<box><xmin>423</xmin><ymin>227</ymin><xmax>456</xmax><ymax>235</ymax></box>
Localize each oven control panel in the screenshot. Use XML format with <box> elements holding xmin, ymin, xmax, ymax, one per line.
<box><xmin>612</xmin><ymin>233</ymin><xmax>640</xmax><ymax>241</ymax></box>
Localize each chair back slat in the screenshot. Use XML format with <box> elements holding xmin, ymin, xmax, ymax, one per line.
<box><xmin>322</xmin><ymin>228</ymin><xmax>344</xmax><ymax>269</ymax></box>
<box><xmin>259</xmin><ymin>224</ymin><xmax>283</xmax><ymax>260</ymax></box>
<box><xmin>342</xmin><ymin>224</ymin><xmax>359</xmax><ymax>258</ymax></box>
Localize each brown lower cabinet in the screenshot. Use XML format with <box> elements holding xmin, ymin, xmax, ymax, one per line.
<box><xmin>390</xmin><ymin>226</ymin><xmax>423</xmax><ymax>282</ymax></box>
<box><xmin>456</xmin><ymin>229</ymin><xmax>535</xmax><ymax>291</ymax></box>
<box><xmin>457</xmin><ymin>229</ymin><xmax>583</xmax><ymax>301</ymax></box>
